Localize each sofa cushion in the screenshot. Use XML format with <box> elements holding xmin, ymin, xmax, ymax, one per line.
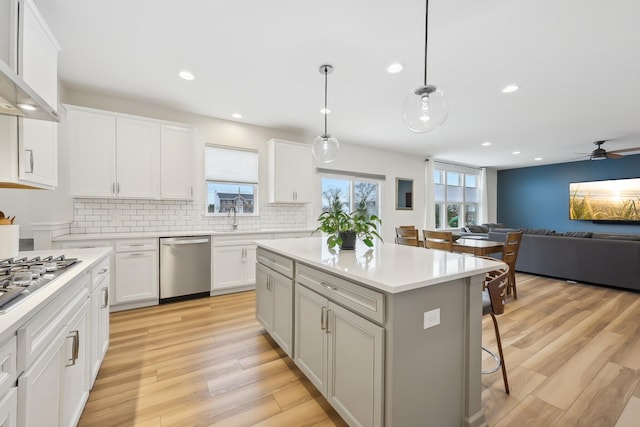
<box><xmin>592</xmin><ymin>234</ymin><xmax>640</xmax><ymax>241</ymax></box>
<box><xmin>564</xmin><ymin>231</ymin><xmax>593</xmax><ymax>238</ymax></box>
<box><xmin>482</xmin><ymin>223</ymin><xmax>507</xmax><ymax>230</ymax></box>
<box><xmin>520</xmin><ymin>228</ymin><xmax>556</xmax><ymax>235</ymax></box>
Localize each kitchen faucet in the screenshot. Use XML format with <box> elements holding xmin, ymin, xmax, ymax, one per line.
<box><xmin>228</xmin><ymin>205</ymin><xmax>238</xmax><ymax>230</ymax></box>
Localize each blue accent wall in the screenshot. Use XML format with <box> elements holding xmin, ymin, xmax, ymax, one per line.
<box><xmin>497</xmin><ymin>154</ymin><xmax>640</xmax><ymax>234</ymax></box>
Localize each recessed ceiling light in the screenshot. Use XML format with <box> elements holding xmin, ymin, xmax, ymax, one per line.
<box><xmin>534</xmin><ymin>157</ymin><xmax>542</xmax><ymax>161</ymax></box>
<box><xmin>387</xmin><ymin>63</ymin><xmax>404</xmax><ymax>74</ymax></box>
<box><xmin>481</xmin><ymin>141</ymin><xmax>491</xmax><ymax>146</ymax></box>
<box><xmin>231</xmin><ymin>113</ymin><xmax>242</xmax><ymax>119</ymax></box>
<box><xmin>512</xmin><ymin>151</ymin><xmax>521</xmax><ymax>155</ymax></box>
<box><xmin>179</xmin><ymin>70</ymin><xmax>195</xmax><ymax>80</ymax></box>
<box><xmin>502</xmin><ymin>84</ymin><xmax>519</xmax><ymax>93</ymax></box>
<box><xmin>17</xmin><ymin>104</ymin><xmax>38</xmax><ymax>111</ymax></box>
<box><xmin>320</xmin><ymin>108</ymin><xmax>331</xmax><ymax>114</ymax></box>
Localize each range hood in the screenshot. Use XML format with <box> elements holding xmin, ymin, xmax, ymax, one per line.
<box><xmin>0</xmin><ymin>58</ymin><xmax>59</xmax><ymax>122</ymax></box>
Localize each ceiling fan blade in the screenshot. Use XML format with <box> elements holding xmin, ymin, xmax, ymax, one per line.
<box><xmin>607</xmin><ymin>152</ymin><xmax>624</xmax><ymax>159</ymax></box>
<box><xmin>608</xmin><ymin>147</ymin><xmax>640</xmax><ymax>154</ymax></box>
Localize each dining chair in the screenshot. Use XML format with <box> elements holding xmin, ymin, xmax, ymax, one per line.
<box><xmin>395</xmin><ymin>227</ymin><xmax>419</xmax><ymax>246</ymax></box>
<box><xmin>482</xmin><ymin>263</ymin><xmax>510</xmax><ymax>394</ymax></box>
<box><xmin>501</xmin><ymin>232</ymin><xmax>523</xmax><ymax>299</ymax></box>
<box><xmin>422</xmin><ymin>230</ymin><xmax>453</xmax><ymax>251</ymax></box>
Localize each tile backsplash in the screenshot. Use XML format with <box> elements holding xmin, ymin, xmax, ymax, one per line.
<box><xmin>70</xmin><ymin>198</ymin><xmax>309</xmax><ymax>234</ymax></box>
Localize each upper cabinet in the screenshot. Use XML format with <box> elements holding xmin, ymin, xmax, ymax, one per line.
<box><xmin>267</xmin><ymin>139</ymin><xmax>312</xmax><ymax>203</ymax></box>
<box><xmin>66</xmin><ymin>105</ymin><xmax>195</xmax><ymax>200</ymax></box>
<box><xmin>0</xmin><ymin>0</ymin><xmax>59</xmax><ymax>189</ymax></box>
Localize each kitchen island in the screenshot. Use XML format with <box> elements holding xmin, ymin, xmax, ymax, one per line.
<box><xmin>255</xmin><ymin>237</ymin><xmax>503</xmax><ymax>427</ymax></box>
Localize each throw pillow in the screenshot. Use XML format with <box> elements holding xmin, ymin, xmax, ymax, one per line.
<box><xmin>465</xmin><ymin>224</ymin><xmax>486</xmax><ymax>233</ymax></box>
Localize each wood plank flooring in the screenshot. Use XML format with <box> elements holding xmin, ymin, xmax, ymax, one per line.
<box><xmin>79</xmin><ymin>273</ymin><xmax>640</xmax><ymax>426</ymax></box>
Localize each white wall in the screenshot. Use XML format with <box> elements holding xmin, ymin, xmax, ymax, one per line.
<box><xmin>1</xmin><ymin>86</ymin><xmax>495</xmax><ymax>241</ymax></box>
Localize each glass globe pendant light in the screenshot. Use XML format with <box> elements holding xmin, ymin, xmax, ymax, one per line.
<box><xmin>312</xmin><ymin>64</ymin><xmax>340</xmax><ymax>163</ymax></box>
<box><xmin>402</xmin><ymin>0</ymin><xmax>448</xmax><ymax>133</ymax></box>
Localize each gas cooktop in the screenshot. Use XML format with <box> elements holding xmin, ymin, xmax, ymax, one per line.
<box><xmin>0</xmin><ymin>255</ymin><xmax>81</xmax><ymax>314</ymax></box>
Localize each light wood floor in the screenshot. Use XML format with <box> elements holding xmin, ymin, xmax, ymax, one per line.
<box><xmin>79</xmin><ymin>273</ymin><xmax>640</xmax><ymax>426</ymax></box>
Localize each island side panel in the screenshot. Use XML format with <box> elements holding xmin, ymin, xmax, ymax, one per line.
<box><xmin>384</xmin><ymin>274</ymin><xmax>486</xmax><ymax>427</ymax></box>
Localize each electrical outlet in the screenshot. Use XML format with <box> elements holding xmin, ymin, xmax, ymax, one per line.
<box><xmin>423</xmin><ymin>308</ymin><xmax>440</xmax><ymax>329</ymax></box>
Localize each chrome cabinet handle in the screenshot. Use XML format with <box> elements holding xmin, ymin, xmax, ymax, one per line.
<box><xmin>127</xmin><ymin>253</ymin><xmax>145</xmax><ymax>257</ymax></box>
<box><xmin>321</xmin><ymin>306</ymin><xmax>326</xmax><ymax>330</ymax></box>
<box><xmin>112</xmin><ymin>183</ymin><xmax>116</xmax><ymax>194</ymax></box>
<box><xmin>98</xmin><ymin>268</ymin><xmax>108</xmax><ymax>274</ymax></box>
<box><xmin>65</xmin><ymin>330</ymin><xmax>80</xmax><ymax>366</ymax></box>
<box><xmin>24</xmin><ymin>149</ymin><xmax>34</xmax><ymax>173</ymax></box>
<box><xmin>117</xmin><ymin>182</ymin><xmax>120</xmax><ymax>194</ymax></box>
<box><xmin>101</xmin><ymin>287</ymin><xmax>109</xmax><ymax>308</ymax></box>
<box><xmin>325</xmin><ymin>310</ymin><xmax>332</xmax><ymax>333</ymax></box>
<box><xmin>321</xmin><ymin>282</ymin><xmax>338</xmax><ymax>291</ymax></box>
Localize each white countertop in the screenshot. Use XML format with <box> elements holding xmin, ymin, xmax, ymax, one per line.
<box><xmin>255</xmin><ymin>237</ymin><xmax>505</xmax><ymax>294</ymax></box>
<box><xmin>0</xmin><ymin>247</ymin><xmax>112</xmax><ymax>343</ymax></box>
<box><xmin>53</xmin><ymin>228</ymin><xmax>315</xmax><ymax>241</ymax></box>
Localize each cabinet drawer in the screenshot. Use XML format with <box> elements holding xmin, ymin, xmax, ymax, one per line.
<box><xmin>116</xmin><ymin>238</ymin><xmax>157</xmax><ymax>252</ymax></box>
<box><xmin>17</xmin><ymin>274</ymin><xmax>89</xmax><ymax>373</ymax></box>
<box><xmin>256</xmin><ymin>248</ymin><xmax>293</xmax><ymax>279</ymax></box>
<box><xmin>57</xmin><ymin>239</ymin><xmax>112</xmax><ymax>250</ymax></box>
<box><xmin>296</xmin><ymin>264</ymin><xmax>384</xmax><ymax>324</ymax></box>
<box><xmin>91</xmin><ymin>256</ymin><xmax>110</xmax><ymax>292</ymax></box>
<box><xmin>0</xmin><ymin>337</ymin><xmax>16</xmax><ymax>399</ymax></box>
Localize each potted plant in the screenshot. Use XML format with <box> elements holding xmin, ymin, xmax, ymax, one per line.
<box><xmin>315</xmin><ymin>195</ymin><xmax>382</xmax><ymax>250</ymax></box>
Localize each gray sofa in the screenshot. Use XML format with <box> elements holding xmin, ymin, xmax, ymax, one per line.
<box><xmin>488</xmin><ymin>231</ymin><xmax>640</xmax><ymax>292</ymax></box>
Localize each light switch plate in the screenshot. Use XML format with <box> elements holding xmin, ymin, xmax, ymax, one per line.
<box><xmin>423</xmin><ymin>308</ymin><xmax>440</xmax><ymax>329</ymax></box>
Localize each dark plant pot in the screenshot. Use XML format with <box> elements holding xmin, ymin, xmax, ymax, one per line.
<box><xmin>339</xmin><ymin>231</ymin><xmax>357</xmax><ymax>250</ymax></box>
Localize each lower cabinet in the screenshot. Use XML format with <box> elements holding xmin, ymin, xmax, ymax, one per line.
<box><xmin>294</xmin><ymin>284</ymin><xmax>384</xmax><ymax>427</ymax></box>
<box><xmin>0</xmin><ymin>387</ymin><xmax>16</xmax><ymax>427</ymax></box>
<box><xmin>256</xmin><ymin>263</ymin><xmax>293</xmax><ymax>356</ymax></box>
<box><xmin>60</xmin><ymin>300</ymin><xmax>90</xmax><ymax>427</ymax></box>
<box><xmin>89</xmin><ymin>257</ymin><xmax>110</xmax><ymax>388</ymax></box>
<box><xmin>114</xmin><ymin>239</ymin><xmax>158</xmax><ymax>307</ymax></box>
<box><xmin>212</xmin><ymin>244</ymin><xmax>256</xmax><ymax>293</ymax></box>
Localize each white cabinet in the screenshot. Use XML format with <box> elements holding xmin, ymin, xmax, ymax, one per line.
<box><xmin>66</xmin><ymin>105</ymin><xmax>195</xmax><ymax>200</ymax></box>
<box><xmin>0</xmin><ymin>336</ymin><xmax>17</xmax><ymax>427</ymax></box>
<box><xmin>17</xmin><ymin>273</ymin><xmax>90</xmax><ymax>427</ymax></box>
<box><xmin>255</xmin><ymin>248</ymin><xmax>294</xmax><ymax>356</ymax></box>
<box><xmin>116</xmin><ymin>117</ymin><xmax>160</xmax><ymax>199</ymax></box>
<box><xmin>294</xmin><ymin>283</ymin><xmax>384</xmax><ymax>427</ymax></box>
<box><xmin>89</xmin><ymin>256</ymin><xmax>110</xmax><ymax>387</ymax></box>
<box><xmin>267</xmin><ymin>139</ymin><xmax>313</xmax><ymax>203</ymax></box>
<box><xmin>60</xmin><ymin>299</ymin><xmax>90</xmax><ymax>427</ymax></box>
<box><xmin>160</xmin><ymin>124</ymin><xmax>194</xmax><ymax>199</ymax></box>
<box><xmin>0</xmin><ymin>387</ymin><xmax>17</xmax><ymax>427</ymax></box>
<box><xmin>67</xmin><ymin>108</ymin><xmax>117</xmax><ymax>197</ymax></box>
<box><xmin>114</xmin><ymin>239</ymin><xmax>159</xmax><ymax>307</ymax></box>
<box><xmin>212</xmin><ymin>234</ymin><xmax>270</xmax><ymax>295</ymax></box>
<box><xmin>0</xmin><ymin>0</ymin><xmax>59</xmax><ymax>189</ymax></box>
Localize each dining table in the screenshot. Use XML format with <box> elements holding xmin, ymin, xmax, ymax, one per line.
<box><xmin>452</xmin><ymin>238</ymin><xmax>505</xmax><ymax>256</ymax></box>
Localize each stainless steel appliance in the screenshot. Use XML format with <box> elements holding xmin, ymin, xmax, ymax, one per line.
<box><xmin>0</xmin><ymin>255</ymin><xmax>81</xmax><ymax>313</ymax></box>
<box><xmin>159</xmin><ymin>236</ymin><xmax>211</xmax><ymax>301</ymax></box>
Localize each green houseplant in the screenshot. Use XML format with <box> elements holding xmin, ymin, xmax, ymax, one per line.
<box><xmin>315</xmin><ymin>195</ymin><xmax>382</xmax><ymax>249</ymax></box>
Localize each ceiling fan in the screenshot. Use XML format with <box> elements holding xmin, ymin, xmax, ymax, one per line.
<box><xmin>588</xmin><ymin>140</ymin><xmax>640</xmax><ymax>160</ymax></box>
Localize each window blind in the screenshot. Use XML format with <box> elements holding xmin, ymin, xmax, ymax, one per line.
<box><xmin>205</xmin><ymin>145</ymin><xmax>258</xmax><ymax>183</ymax></box>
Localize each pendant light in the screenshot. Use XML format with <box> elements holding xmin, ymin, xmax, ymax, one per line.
<box><xmin>312</xmin><ymin>64</ymin><xmax>340</xmax><ymax>163</ymax></box>
<box><xmin>402</xmin><ymin>0</ymin><xmax>448</xmax><ymax>133</ymax></box>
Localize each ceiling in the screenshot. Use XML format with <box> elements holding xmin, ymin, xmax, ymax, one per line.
<box><xmin>35</xmin><ymin>0</ymin><xmax>640</xmax><ymax>169</ymax></box>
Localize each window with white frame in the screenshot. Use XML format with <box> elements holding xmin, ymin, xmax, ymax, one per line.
<box><xmin>434</xmin><ymin>167</ymin><xmax>480</xmax><ymax>228</ymax></box>
<box><xmin>320</xmin><ymin>173</ymin><xmax>381</xmax><ymax>218</ymax></box>
<box><xmin>205</xmin><ymin>145</ymin><xmax>258</xmax><ymax>215</ymax></box>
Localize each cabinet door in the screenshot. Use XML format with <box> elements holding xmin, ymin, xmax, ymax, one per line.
<box><xmin>0</xmin><ymin>388</ymin><xmax>17</xmax><ymax>427</ymax></box>
<box><xmin>116</xmin><ymin>118</ymin><xmax>160</xmax><ymax>199</ymax></box>
<box><xmin>294</xmin><ymin>284</ymin><xmax>328</xmax><ymax>394</ymax></box>
<box><xmin>60</xmin><ymin>301</ymin><xmax>90</xmax><ymax>427</ymax></box>
<box><xmin>18</xmin><ymin>118</ymin><xmax>57</xmax><ymax>187</ymax></box>
<box><xmin>115</xmin><ymin>251</ymin><xmax>159</xmax><ymax>303</ymax></box>
<box><xmin>292</xmin><ymin>144</ymin><xmax>312</xmax><ymax>203</ymax></box>
<box><xmin>327</xmin><ymin>302</ymin><xmax>384</xmax><ymax>427</ymax></box>
<box><xmin>160</xmin><ymin>125</ymin><xmax>193</xmax><ymax>200</ymax></box>
<box><xmin>212</xmin><ymin>246</ymin><xmax>245</xmax><ymax>290</ymax></box>
<box><xmin>68</xmin><ymin>109</ymin><xmax>117</xmax><ymax>197</ymax></box>
<box><xmin>97</xmin><ymin>286</ymin><xmax>110</xmax><ymax>368</ymax></box>
<box><xmin>89</xmin><ymin>284</ymin><xmax>109</xmax><ymax>388</ymax></box>
<box><xmin>255</xmin><ymin>263</ymin><xmax>273</xmax><ymax>330</ymax></box>
<box><xmin>242</xmin><ymin>245</ymin><xmax>257</xmax><ymax>286</ymax></box>
<box><xmin>20</xmin><ymin>0</ymin><xmax>58</xmax><ymax>108</ymax></box>
<box><xmin>272</xmin><ymin>142</ymin><xmax>295</xmax><ymax>202</ymax></box>
<box><xmin>270</xmin><ymin>268</ymin><xmax>292</xmax><ymax>356</ymax></box>
<box><xmin>17</xmin><ymin>330</ymin><xmax>64</xmax><ymax>427</ymax></box>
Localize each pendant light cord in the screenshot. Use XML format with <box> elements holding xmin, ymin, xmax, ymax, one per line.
<box><xmin>323</xmin><ymin>66</ymin><xmax>328</xmax><ymax>135</ymax></box>
<box><xmin>423</xmin><ymin>0</ymin><xmax>429</xmax><ymax>86</ymax></box>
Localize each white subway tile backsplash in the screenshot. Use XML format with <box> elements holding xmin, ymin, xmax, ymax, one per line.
<box><xmin>69</xmin><ymin>198</ymin><xmax>308</xmax><ymax>234</ymax></box>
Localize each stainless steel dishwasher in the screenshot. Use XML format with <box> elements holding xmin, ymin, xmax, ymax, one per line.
<box><xmin>159</xmin><ymin>236</ymin><xmax>211</xmax><ymax>301</ymax></box>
